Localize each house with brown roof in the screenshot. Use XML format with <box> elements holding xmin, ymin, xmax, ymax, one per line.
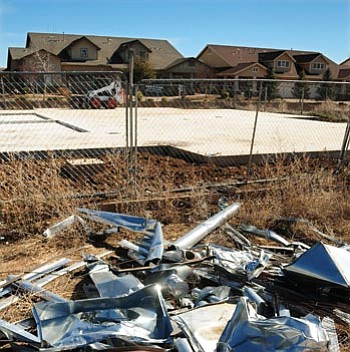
<box><xmin>7</xmin><ymin>32</ymin><xmax>185</xmax><ymax>77</ymax></box>
<box><xmin>340</xmin><ymin>58</ymin><xmax>350</xmax><ymax>68</ymax></box>
<box><xmin>339</xmin><ymin>58</ymin><xmax>350</xmax><ymax>83</ymax></box>
<box><xmin>159</xmin><ymin>57</ymin><xmax>215</xmax><ymax>79</ymax></box>
<box><xmin>198</xmin><ymin>44</ymin><xmax>342</xmax><ymax>97</ymax></box>
<box><xmin>198</xmin><ymin>44</ymin><xmax>339</xmax><ymax>80</ymax></box>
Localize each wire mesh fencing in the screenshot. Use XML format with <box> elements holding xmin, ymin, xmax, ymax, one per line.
<box><xmin>0</xmin><ymin>74</ymin><xmax>349</xmax><ymax>193</ymax></box>
<box><xmin>138</xmin><ymin>78</ymin><xmax>350</xmax><ymax>166</ymax></box>
<box><xmin>0</xmin><ymin>73</ymin><xmax>349</xmax><ymax>237</ymax></box>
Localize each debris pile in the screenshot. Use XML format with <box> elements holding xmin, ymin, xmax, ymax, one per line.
<box><xmin>1</xmin><ymin>202</ymin><xmax>350</xmax><ymax>351</ymax></box>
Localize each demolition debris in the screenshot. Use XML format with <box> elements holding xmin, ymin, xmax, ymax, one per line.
<box><xmin>0</xmin><ymin>202</ymin><xmax>349</xmax><ymax>351</ymax></box>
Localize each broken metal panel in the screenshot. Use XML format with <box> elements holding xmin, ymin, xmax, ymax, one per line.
<box><xmin>0</xmin><ymin>259</ymin><xmax>71</xmax><ymax>310</ymax></box>
<box><xmin>217</xmin><ymin>297</ymin><xmax>330</xmax><ymax>352</ymax></box>
<box><xmin>78</xmin><ymin>208</ymin><xmax>155</xmax><ymax>233</ymax></box>
<box><xmin>122</xmin><ymin>222</ymin><xmax>164</xmax><ymax>266</ymax></box>
<box><xmin>239</xmin><ymin>224</ymin><xmax>290</xmax><ymax>247</ymax></box>
<box><xmin>0</xmin><ymin>295</ymin><xmax>19</xmax><ymax>310</ymax></box>
<box><xmin>173</xmin><ymin>303</ymin><xmax>236</xmax><ymax>352</ymax></box>
<box><xmin>88</xmin><ymin>263</ymin><xmax>144</xmax><ymax>298</ymax></box>
<box><xmin>0</xmin><ymin>318</ymin><xmax>40</xmax><ymax>344</ymax></box>
<box><xmin>172</xmin><ymin>202</ymin><xmax>241</xmax><ymax>250</ymax></box>
<box><xmin>79</xmin><ymin>209</ymin><xmax>164</xmax><ymax>266</ymax></box>
<box><xmin>33</xmin><ymin>284</ymin><xmax>172</xmax><ymax>350</ymax></box>
<box><xmin>284</xmin><ymin>242</ymin><xmax>350</xmax><ymax>288</ymax></box>
<box><xmin>208</xmin><ymin>244</ymin><xmax>271</xmax><ymax>280</ymax></box>
<box><xmin>12</xmin><ymin>280</ymin><xmax>68</xmax><ymax>303</ymax></box>
<box><xmin>35</xmin><ymin>261</ymin><xmax>86</xmax><ymax>287</ymax></box>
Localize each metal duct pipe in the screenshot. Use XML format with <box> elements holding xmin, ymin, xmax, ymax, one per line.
<box><xmin>172</xmin><ymin>202</ymin><xmax>241</xmax><ymax>250</ymax></box>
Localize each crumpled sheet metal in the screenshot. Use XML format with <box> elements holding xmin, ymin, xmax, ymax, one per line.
<box><xmin>239</xmin><ymin>224</ymin><xmax>291</xmax><ymax>247</ymax></box>
<box><xmin>173</xmin><ymin>303</ymin><xmax>237</xmax><ymax>352</ymax></box>
<box><xmin>87</xmin><ymin>261</ymin><xmax>144</xmax><ymax>298</ymax></box>
<box><xmin>172</xmin><ymin>202</ymin><xmax>241</xmax><ymax>250</ymax></box>
<box><xmin>79</xmin><ymin>209</ymin><xmax>164</xmax><ymax>265</ymax></box>
<box><xmin>32</xmin><ymin>284</ymin><xmax>172</xmax><ymax>350</ymax></box>
<box><xmin>145</xmin><ymin>265</ymin><xmax>192</xmax><ymax>298</ymax></box>
<box><xmin>217</xmin><ymin>297</ymin><xmax>330</xmax><ymax>352</ymax></box>
<box><xmin>0</xmin><ymin>318</ymin><xmax>40</xmax><ymax>344</ymax></box>
<box><xmin>120</xmin><ymin>222</ymin><xmax>164</xmax><ymax>265</ymax></box>
<box><xmin>78</xmin><ymin>208</ymin><xmax>154</xmax><ymax>233</ymax></box>
<box><xmin>284</xmin><ymin>242</ymin><xmax>350</xmax><ymax>288</ymax></box>
<box><xmin>191</xmin><ymin>286</ymin><xmax>231</xmax><ymax>306</ymax></box>
<box><xmin>208</xmin><ymin>244</ymin><xmax>272</xmax><ymax>280</ymax></box>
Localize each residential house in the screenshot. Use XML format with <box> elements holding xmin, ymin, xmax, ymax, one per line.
<box><xmin>6</xmin><ymin>32</ymin><xmax>185</xmax><ymax>78</ymax></box>
<box><xmin>340</xmin><ymin>58</ymin><xmax>350</xmax><ymax>68</ymax></box>
<box><xmin>197</xmin><ymin>44</ymin><xmax>340</xmax><ymax>97</ymax></box>
<box><xmin>339</xmin><ymin>58</ymin><xmax>350</xmax><ymax>83</ymax></box>
<box><xmin>7</xmin><ymin>33</ymin><xmax>225</xmax><ymax>83</ymax></box>
<box><xmin>159</xmin><ymin>57</ymin><xmax>215</xmax><ymax>79</ymax></box>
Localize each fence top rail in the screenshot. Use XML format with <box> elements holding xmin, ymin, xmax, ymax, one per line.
<box><xmin>141</xmin><ymin>78</ymin><xmax>350</xmax><ymax>86</ymax></box>
<box><xmin>0</xmin><ymin>71</ymin><xmax>124</xmax><ymax>76</ymax></box>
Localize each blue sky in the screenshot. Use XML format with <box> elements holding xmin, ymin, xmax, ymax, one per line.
<box><xmin>0</xmin><ymin>0</ymin><xmax>349</xmax><ymax>67</ymax></box>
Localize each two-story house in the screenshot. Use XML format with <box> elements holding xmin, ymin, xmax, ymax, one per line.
<box><xmin>6</xmin><ymin>32</ymin><xmax>185</xmax><ymax>76</ymax></box>
<box><xmin>197</xmin><ymin>44</ymin><xmax>340</xmax><ymax>97</ymax></box>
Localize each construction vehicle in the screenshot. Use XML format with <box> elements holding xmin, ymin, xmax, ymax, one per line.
<box><xmin>86</xmin><ymin>79</ymin><xmax>125</xmax><ymax>109</ymax></box>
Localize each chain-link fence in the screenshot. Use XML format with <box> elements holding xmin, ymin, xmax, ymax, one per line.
<box><xmin>138</xmin><ymin>78</ymin><xmax>350</xmax><ymax>167</ymax></box>
<box><xmin>0</xmin><ymin>72</ymin><xmax>349</xmax><ymax>238</ymax></box>
<box><xmin>0</xmin><ymin>73</ymin><xmax>349</xmax><ymax>194</ymax></box>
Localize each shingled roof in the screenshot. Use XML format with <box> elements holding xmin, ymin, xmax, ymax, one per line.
<box><xmin>338</xmin><ymin>68</ymin><xmax>350</xmax><ymax>80</ymax></box>
<box><xmin>259</xmin><ymin>50</ymin><xmax>296</xmax><ymax>62</ymax></box>
<box><xmin>8</xmin><ymin>47</ymin><xmax>57</xmax><ymax>60</ymax></box>
<box><xmin>340</xmin><ymin>58</ymin><xmax>350</xmax><ymax>67</ymax></box>
<box><xmin>25</xmin><ymin>32</ymin><xmax>183</xmax><ymax>70</ymax></box>
<box><xmin>198</xmin><ymin>44</ymin><xmax>318</xmax><ymax>67</ymax></box>
<box><xmin>293</xmin><ymin>53</ymin><xmax>324</xmax><ymax>63</ymax></box>
<box><xmin>217</xmin><ymin>62</ymin><xmax>266</xmax><ymax>76</ymax></box>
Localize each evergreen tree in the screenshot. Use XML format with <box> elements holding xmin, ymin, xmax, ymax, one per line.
<box><xmin>130</xmin><ymin>57</ymin><xmax>156</xmax><ymax>83</ymax></box>
<box><xmin>292</xmin><ymin>70</ymin><xmax>310</xmax><ymax>99</ymax></box>
<box><xmin>316</xmin><ymin>68</ymin><xmax>335</xmax><ymax>100</ymax></box>
<box><xmin>263</xmin><ymin>66</ymin><xmax>279</xmax><ymax>101</ymax></box>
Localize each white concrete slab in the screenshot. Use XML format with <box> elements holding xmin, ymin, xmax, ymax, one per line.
<box><xmin>0</xmin><ymin>108</ymin><xmax>346</xmax><ymax>156</ymax></box>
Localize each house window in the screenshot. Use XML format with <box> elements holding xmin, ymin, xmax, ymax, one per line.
<box><xmin>312</xmin><ymin>62</ymin><xmax>325</xmax><ymax>70</ymax></box>
<box><xmin>252</xmin><ymin>66</ymin><xmax>259</xmax><ymax>73</ymax></box>
<box><xmin>80</xmin><ymin>48</ymin><xmax>88</xmax><ymax>58</ymax></box>
<box><xmin>277</xmin><ymin>60</ymin><xmax>290</xmax><ymax>68</ymax></box>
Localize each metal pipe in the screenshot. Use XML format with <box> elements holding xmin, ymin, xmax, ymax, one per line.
<box><xmin>175</xmin><ymin>338</ymin><xmax>194</xmax><ymax>352</ymax></box>
<box><xmin>13</xmin><ymin>280</ymin><xmax>68</xmax><ymax>303</ymax></box>
<box><xmin>172</xmin><ymin>202</ymin><xmax>241</xmax><ymax>250</ymax></box>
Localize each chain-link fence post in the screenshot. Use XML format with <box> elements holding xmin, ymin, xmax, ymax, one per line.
<box><xmin>1</xmin><ymin>77</ymin><xmax>6</xmax><ymax>109</ymax></box>
<box><xmin>337</xmin><ymin>116</ymin><xmax>350</xmax><ymax>173</ymax></box>
<box><xmin>300</xmin><ymin>86</ymin><xmax>305</xmax><ymax>116</ymax></box>
<box><xmin>263</xmin><ymin>85</ymin><xmax>268</xmax><ymax>112</ymax></box>
<box><xmin>247</xmin><ymin>80</ymin><xmax>263</xmax><ymax>178</ymax></box>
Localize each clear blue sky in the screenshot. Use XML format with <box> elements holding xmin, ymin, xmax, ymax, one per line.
<box><xmin>0</xmin><ymin>0</ymin><xmax>349</xmax><ymax>67</ymax></box>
